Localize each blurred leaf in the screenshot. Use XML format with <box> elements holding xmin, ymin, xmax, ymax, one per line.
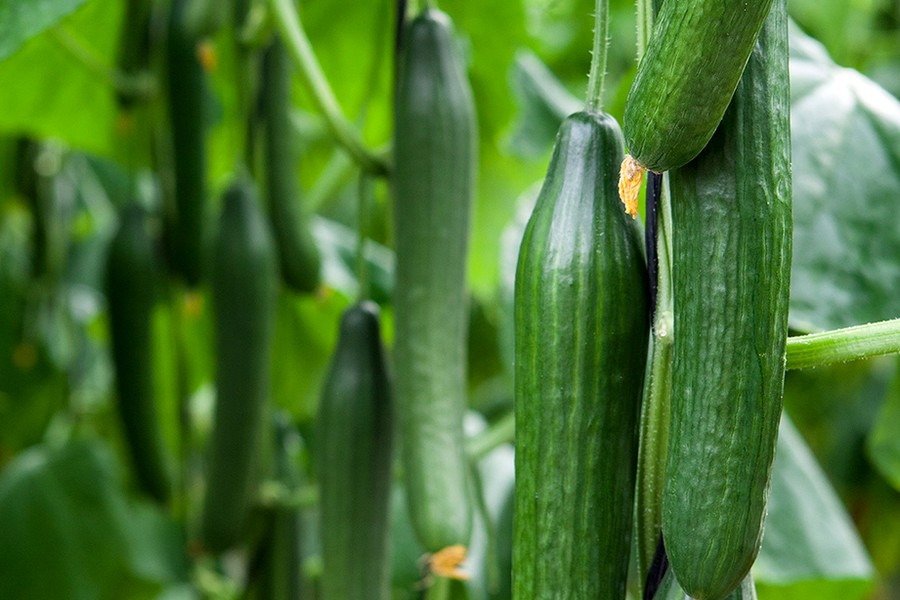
<box><xmin>312</xmin><ymin>216</ymin><xmax>394</xmax><ymax>305</ymax></box>
<box><xmin>755</xmin><ymin>415</ymin><xmax>875</xmax><ymax>600</ymax></box>
<box><xmin>0</xmin><ymin>0</ymin><xmax>121</xmax><ymax>156</ymax></box>
<box><xmin>867</xmin><ymin>358</ymin><xmax>900</xmax><ymax>492</ymax></box>
<box><xmin>788</xmin><ymin>22</ymin><xmax>900</xmax><ymax>332</ymax></box>
<box><xmin>505</xmin><ymin>50</ymin><xmax>580</xmax><ymax>160</ymax></box>
<box><xmin>0</xmin><ymin>0</ymin><xmax>87</xmax><ymax>62</ymax></box>
<box><xmin>0</xmin><ymin>439</ymin><xmax>186</xmax><ymax>599</ymax></box>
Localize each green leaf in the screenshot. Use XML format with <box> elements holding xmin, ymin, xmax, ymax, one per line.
<box><xmin>0</xmin><ymin>439</ymin><xmax>187</xmax><ymax>600</ymax></box>
<box><xmin>866</xmin><ymin>358</ymin><xmax>900</xmax><ymax>492</ymax></box>
<box><xmin>755</xmin><ymin>415</ymin><xmax>875</xmax><ymax>600</ymax></box>
<box><xmin>0</xmin><ymin>0</ymin><xmax>121</xmax><ymax>156</ymax></box>
<box><xmin>788</xmin><ymin>22</ymin><xmax>900</xmax><ymax>332</ymax></box>
<box><xmin>0</xmin><ymin>0</ymin><xmax>87</xmax><ymax>62</ymax></box>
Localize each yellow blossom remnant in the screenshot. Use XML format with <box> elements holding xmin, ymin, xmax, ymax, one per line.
<box><xmin>429</xmin><ymin>544</ymin><xmax>470</xmax><ymax>580</ymax></box>
<box><xmin>618</xmin><ymin>154</ymin><xmax>645</xmax><ymax>219</ymax></box>
<box><xmin>197</xmin><ymin>40</ymin><xmax>218</xmax><ymax>73</ymax></box>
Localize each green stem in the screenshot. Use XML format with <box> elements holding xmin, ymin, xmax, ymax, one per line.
<box><xmin>268</xmin><ymin>0</ymin><xmax>389</xmax><ymax>176</ymax></box>
<box><xmin>425</xmin><ymin>576</ymin><xmax>452</xmax><ymax>600</ymax></box>
<box><xmin>786</xmin><ymin>318</ymin><xmax>900</xmax><ymax>370</ymax></box>
<box><xmin>356</xmin><ymin>174</ymin><xmax>372</xmax><ymax>302</ymax></box>
<box><xmin>466</xmin><ymin>411</ymin><xmax>515</xmax><ymax>461</ymax></box>
<box><xmin>635</xmin><ymin>174</ymin><xmax>674</xmax><ymax>597</ymax></box>
<box><xmin>585</xmin><ymin>0</ymin><xmax>610</xmax><ymax>112</ymax></box>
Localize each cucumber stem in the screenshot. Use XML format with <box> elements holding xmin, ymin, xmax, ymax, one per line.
<box><xmin>465</xmin><ymin>411</ymin><xmax>515</xmax><ymax>461</ymax></box>
<box><xmin>586</xmin><ymin>0</ymin><xmax>610</xmax><ymax>112</ymax></box>
<box><xmin>267</xmin><ymin>0</ymin><xmax>390</xmax><ymax>176</ymax></box>
<box><xmin>786</xmin><ymin>318</ymin><xmax>900</xmax><ymax>370</ymax></box>
<box><xmin>356</xmin><ymin>173</ymin><xmax>372</xmax><ymax>302</ymax></box>
<box><xmin>635</xmin><ymin>0</ymin><xmax>654</xmax><ymax>60</ymax></box>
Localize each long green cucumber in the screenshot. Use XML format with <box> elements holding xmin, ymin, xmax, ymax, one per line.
<box><xmin>165</xmin><ymin>0</ymin><xmax>208</xmax><ymax>286</ymax></box>
<box><xmin>513</xmin><ymin>111</ymin><xmax>650</xmax><ymax>599</ymax></box>
<box><xmin>663</xmin><ymin>2</ymin><xmax>791</xmax><ymax>598</ymax></box>
<box><xmin>115</xmin><ymin>0</ymin><xmax>152</xmax><ymax>108</ymax></box>
<box><xmin>655</xmin><ymin>567</ymin><xmax>757</xmax><ymax>600</ymax></box>
<box><xmin>393</xmin><ymin>8</ymin><xmax>477</xmax><ymax>552</ymax></box>
<box><xmin>260</xmin><ymin>35</ymin><xmax>321</xmax><ymax>293</ymax></box>
<box><xmin>201</xmin><ymin>178</ymin><xmax>277</xmax><ymax>553</ymax></box>
<box><xmin>317</xmin><ymin>302</ymin><xmax>393</xmax><ymax>600</ymax></box>
<box><xmin>624</xmin><ymin>0</ymin><xmax>775</xmax><ymax>172</ymax></box>
<box><xmin>105</xmin><ymin>205</ymin><xmax>171</xmax><ymax>503</ymax></box>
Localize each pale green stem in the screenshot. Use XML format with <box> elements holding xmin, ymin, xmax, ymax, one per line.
<box><xmin>586</xmin><ymin>0</ymin><xmax>610</xmax><ymax>112</ymax></box>
<box><xmin>425</xmin><ymin>576</ymin><xmax>451</xmax><ymax>600</ymax></box>
<box><xmin>268</xmin><ymin>0</ymin><xmax>389</xmax><ymax>175</ymax></box>
<box><xmin>51</xmin><ymin>25</ymin><xmax>151</xmax><ymax>98</ymax></box>
<box><xmin>356</xmin><ymin>174</ymin><xmax>372</xmax><ymax>302</ymax></box>
<box><xmin>635</xmin><ymin>0</ymin><xmax>655</xmax><ymax>61</ymax></box>
<box><xmin>786</xmin><ymin>318</ymin><xmax>900</xmax><ymax>371</ymax></box>
<box><xmin>466</xmin><ymin>411</ymin><xmax>515</xmax><ymax>461</ymax></box>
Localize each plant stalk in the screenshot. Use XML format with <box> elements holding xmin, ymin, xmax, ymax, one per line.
<box><xmin>586</xmin><ymin>0</ymin><xmax>610</xmax><ymax>112</ymax></box>
<box><xmin>786</xmin><ymin>318</ymin><xmax>900</xmax><ymax>370</ymax></box>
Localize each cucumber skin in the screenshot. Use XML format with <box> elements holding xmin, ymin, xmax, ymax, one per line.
<box><xmin>105</xmin><ymin>206</ymin><xmax>171</xmax><ymax>503</ymax></box>
<box><xmin>624</xmin><ymin>0</ymin><xmax>775</xmax><ymax>171</ymax></box>
<box><xmin>201</xmin><ymin>180</ymin><xmax>277</xmax><ymax>553</ymax></box>
<box><xmin>513</xmin><ymin>111</ymin><xmax>649</xmax><ymax>599</ymax></box>
<box><xmin>165</xmin><ymin>0</ymin><xmax>207</xmax><ymax>286</ymax></box>
<box><xmin>655</xmin><ymin>569</ymin><xmax>757</xmax><ymax>600</ymax></box>
<box><xmin>317</xmin><ymin>302</ymin><xmax>393</xmax><ymax>600</ymax></box>
<box><xmin>261</xmin><ymin>37</ymin><xmax>321</xmax><ymax>293</ymax></box>
<box><xmin>392</xmin><ymin>9</ymin><xmax>477</xmax><ymax>552</ymax></box>
<box><xmin>663</xmin><ymin>2</ymin><xmax>791</xmax><ymax>598</ymax></box>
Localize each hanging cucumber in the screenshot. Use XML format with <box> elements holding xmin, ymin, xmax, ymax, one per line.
<box><xmin>623</xmin><ymin>0</ymin><xmax>775</xmax><ymax>173</ymax></box>
<box><xmin>105</xmin><ymin>205</ymin><xmax>171</xmax><ymax>503</ymax></box>
<box><xmin>201</xmin><ymin>178</ymin><xmax>277</xmax><ymax>553</ymax></box>
<box><xmin>115</xmin><ymin>0</ymin><xmax>153</xmax><ymax>108</ymax></box>
<box><xmin>393</xmin><ymin>8</ymin><xmax>477</xmax><ymax>552</ymax></box>
<box><xmin>513</xmin><ymin>111</ymin><xmax>650</xmax><ymax>599</ymax></box>
<box><xmin>165</xmin><ymin>0</ymin><xmax>208</xmax><ymax>286</ymax></box>
<box><xmin>663</xmin><ymin>2</ymin><xmax>791</xmax><ymax>598</ymax></box>
<box><xmin>260</xmin><ymin>35</ymin><xmax>321</xmax><ymax>293</ymax></box>
<box><xmin>317</xmin><ymin>302</ymin><xmax>394</xmax><ymax>600</ymax></box>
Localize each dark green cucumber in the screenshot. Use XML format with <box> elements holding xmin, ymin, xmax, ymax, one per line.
<box><xmin>201</xmin><ymin>178</ymin><xmax>277</xmax><ymax>553</ymax></box>
<box><xmin>513</xmin><ymin>111</ymin><xmax>650</xmax><ymax>599</ymax></box>
<box><xmin>165</xmin><ymin>0</ymin><xmax>208</xmax><ymax>286</ymax></box>
<box><xmin>105</xmin><ymin>205</ymin><xmax>171</xmax><ymax>503</ymax></box>
<box><xmin>393</xmin><ymin>9</ymin><xmax>476</xmax><ymax>552</ymax></box>
<box><xmin>317</xmin><ymin>302</ymin><xmax>393</xmax><ymax>600</ymax></box>
<box><xmin>663</xmin><ymin>2</ymin><xmax>791</xmax><ymax>598</ymax></box>
<box><xmin>655</xmin><ymin>568</ymin><xmax>757</xmax><ymax>600</ymax></box>
<box><xmin>115</xmin><ymin>0</ymin><xmax>152</xmax><ymax>108</ymax></box>
<box><xmin>260</xmin><ymin>36</ymin><xmax>321</xmax><ymax>293</ymax></box>
<box><xmin>624</xmin><ymin>0</ymin><xmax>775</xmax><ymax>172</ymax></box>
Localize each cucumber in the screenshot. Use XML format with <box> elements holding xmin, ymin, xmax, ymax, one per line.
<box><xmin>115</xmin><ymin>0</ymin><xmax>152</xmax><ymax>108</ymax></box>
<box><xmin>165</xmin><ymin>0</ymin><xmax>208</xmax><ymax>286</ymax></box>
<box><xmin>105</xmin><ymin>205</ymin><xmax>171</xmax><ymax>503</ymax></box>
<box><xmin>623</xmin><ymin>0</ymin><xmax>775</xmax><ymax>172</ymax></box>
<box><xmin>201</xmin><ymin>178</ymin><xmax>277</xmax><ymax>553</ymax></box>
<box><xmin>260</xmin><ymin>36</ymin><xmax>322</xmax><ymax>293</ymax></box>
<box><xmin>663</xmin><ymin>2</ymin><xmax>791</xmax><ymax>598</ymax></box>
<box><xmin>317</xmin><ymin>302</ymin><xmax>393</xmax><ymax>600</ymax></box>
<box><xmin>513</xmin><ymin>111</ymin><xmax>650</xmax><ymax>599</ymax></box>
<box><xmin>655</xmin><ymin>567</ymin><xmax>757</xmax><ymax>600</ymax></box>
<box><xmin>393</xmin><ymin>8</ymin><xmax>477</xmax><ymax>552</ymax></box>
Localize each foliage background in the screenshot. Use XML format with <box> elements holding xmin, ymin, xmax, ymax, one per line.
<box><xmin>0</xmin><ymin>0</ymin><xmax>898</xmax><ymax>598</ymax></box>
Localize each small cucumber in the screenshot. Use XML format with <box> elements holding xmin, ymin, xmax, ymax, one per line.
<box><xmin>393</xmin><ymin>8</ymin><xmax>477</xmax><ymax>552</ymax></box>
<box><xmin>260</xmin><ymin>36</ymin><xmax>321</xmax><ymax>293</ymax></box>
<box><xmin>105</xmin><ymin>205</ymin><xmax>171</xmax><ymax>503</ymax></box>
<box><xmin>317</xmin><ymin>302</ymin><xmax>394</xmax><ymax>600</ymax></box>
<box><xmin>201</xmin><ymin>178</ymin><xmax>277</xmax><ymax>553</ymax></box>
<box><xmin>513</xmin><ymin>111</ymin><xmax>650</xmax><ymax>598</ymax></box>
<box><xmin>165</xmin><ymin>0</ymin><xmax>208</xmax><ymax>286</ymax></box>
<box><xmin>663</xmin><ymin>2</ymin><xmax>791</xmax><ymax>598</ymax></box>
<box><xmin>624</xmin><ymin>0</ymin><xmax>775</xmax><ymax>171</ymax></box>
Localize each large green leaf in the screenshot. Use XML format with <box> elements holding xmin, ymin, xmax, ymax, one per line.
<box><xmin>867</xmin><ymin>358</ymin><xmax>900</xmax><ymax>492</ymax></box>
<box><xmin>0</xmin><ymin>0</ymin><xmax>121</xmax><ymax>156</ymax></box>
<box><xmin>755</xmin><ymin>415</ymin><xmax>875</xmax><ymax>600</ymax></box>
<box><xmin>0</xmin><ymin>439</ymin><xmax>186</xmax><ymax>600</ymax></box>
<box><xmin>0</xmin><ymin>0</ymin><xmax>87</xmax><ymax>62</ymax></box>
<box><xmin>788</xmin><ymin>22</ymin><xmax>900</xmax><ymax>332</ymax></box>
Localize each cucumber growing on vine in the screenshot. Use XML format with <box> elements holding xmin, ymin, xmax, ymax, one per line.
<box><xmin>200</xmin><ymin>178</ymin><xmax>277</xmax><ymax>553</ymax></box>
<box><xmin>105</xmin><ymin>205</ymin><xmax>171</xmax><ymax>503</ymax></box>
<box><xmin>663</xmin><ymin>2</ymin><xmax>792</xmax><ymax>598</ymax></box>
<box><xmin>514</xmin><ymin>111</ymin><xmax>649</xmax><ymax>598</ymax></box>
<box><xmin>393</xmin><ymin>8</ymin><xmax>477</xmax><ymax>552</ymax></box>
<box><xmin>317</xmin><ymin>302</ymin><xmax>393</xmax><ymax>600</ymax></box>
